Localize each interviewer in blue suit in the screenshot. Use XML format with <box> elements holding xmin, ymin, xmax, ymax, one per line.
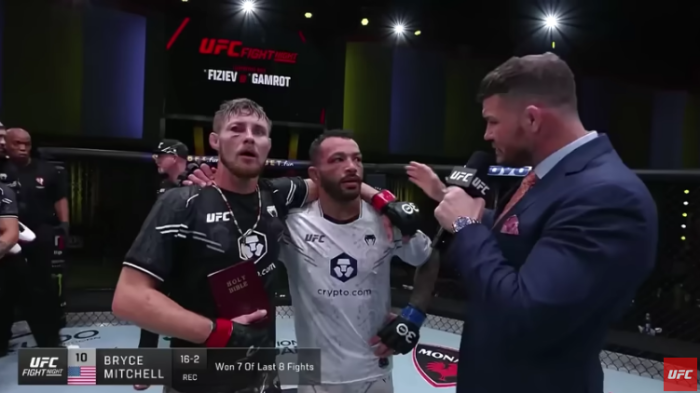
<box><xmin>409</xmin><ymin>53</ymin><xmax>658</xmax><ymax>393</ymax></box>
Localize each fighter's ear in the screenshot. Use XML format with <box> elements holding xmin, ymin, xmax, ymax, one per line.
<box><xmin>308</xmin><ymin>166</ymin><xmax>320</xmax><ymax>183</ymax></box>
<box><xmin>522</xmin><ymin>105</ymin><xmax>543</xmax><ymax>133</ymax></box>
<box><xmin>209</xmin><ymin>132</ymin><xmax>219</xmax><ymax>151</ymax></box>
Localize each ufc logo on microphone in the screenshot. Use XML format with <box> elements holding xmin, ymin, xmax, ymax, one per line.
<box><xmin>395</xmin><ymin>323</ymin><xmax>416</xmax><ymax>344</ymax></box>
<box><xmin>206</xmin><ymin>212</ymin><xmax>231</xmax><ymax>223</ymax></box>
<box><xmin>449</xmin><ymin>171</ymin><xmax>473</xmax><ymax>183</ymax></box>
<box><xmin>663</xmin><ymin>358</ymin><xmax>697</xmax><ymax>391</ymax></box>
<box><xmin>471</xmin><ymin>177</ymin><xmax>490</xmax><ymax>196</ymax></box>
<box><xmin>29</xmin><ymin>357</ymin><xmax>59</xmax><ymax>368</ymax></box>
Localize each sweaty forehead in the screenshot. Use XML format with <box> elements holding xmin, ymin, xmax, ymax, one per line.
<box><xmin>224</xmin><ymin>114</ymin><xmax>269</xmax><ymax>130</ymax></box>
<box><xmin>482</xmin><ymin>95</ymin><xmax>523</xmax><ymax>117</ymax></box>
<box><xmin>319</xmin><ymin>137</ymin><xmax>360</xmax><ymax>158</ymax></box>
<box><xmin>7</xmin><ymin>129</ymin><xmax>30</xmax><ymax>141</ymax></box>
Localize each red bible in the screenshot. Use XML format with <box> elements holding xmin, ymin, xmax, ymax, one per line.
<box><xmin>207</xmin><ymin>261</ymin><xmax>271</xmax><ymax>320</ymax></box>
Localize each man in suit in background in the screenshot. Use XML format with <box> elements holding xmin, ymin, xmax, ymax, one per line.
<box><xmin>430</xmin><ymin>53</ymin><xmax>657</xmax><ymax>393</ymax></box>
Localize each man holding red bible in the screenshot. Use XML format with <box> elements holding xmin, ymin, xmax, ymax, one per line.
<box><xmin>112</xmin><ymin>99</ymin><xmax>420</xmax><ymax>393</ymax></box>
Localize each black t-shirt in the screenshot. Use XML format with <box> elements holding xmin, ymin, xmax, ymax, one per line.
<box><xmin>0</xmin><ymin>183</ymin><xmax>19</xmax><ymax>218</ymax></box>
<box><xmin>156</xmin><ymin>172</ymin><xmax>188</xmax><ymax>196</ymax></box>
<box><xmin>124</xmin><ymin>177</ymin><xmax>308</xmax><ymax>391</ymax></box>
<box><xmin>0</xmin><ymin>159</ymin><xmax>66</xmax><ymax>227</ymax></box>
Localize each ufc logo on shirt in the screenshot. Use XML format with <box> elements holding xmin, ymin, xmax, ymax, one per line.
<box><xmin>396</xmin><ymin>323</ymin><xmax>416</xmax><ymax>344</ymax></box>
<box><xmin>663</xmin><ymin>357</ymin><xmax>698</xmax><ymax>391</ymax></box>
<box><xmin>206</xmin><ymin>212</ymin><xmax>232</xmax><ymax>223</ymax></box>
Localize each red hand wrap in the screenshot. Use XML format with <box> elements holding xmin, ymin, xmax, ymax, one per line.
<box><xmin>371</xmin><ymin>190</ymin><xmax>396</xmax><ymax>212</ymax></box>
<box><xmin>205</xmin><ymin>319</ymin><xmax>233</xmax><ymax>348</ymax></box>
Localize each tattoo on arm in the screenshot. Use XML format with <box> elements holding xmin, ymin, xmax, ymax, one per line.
<box><xmin>409</xmin><ymin>250</ymin><xmax>441</xmax><ymax>312</ymax></box>
<box><xmin>0</xmin><ymin>240</ymin><xmax>12</xmax><ymax>259</ymax></box>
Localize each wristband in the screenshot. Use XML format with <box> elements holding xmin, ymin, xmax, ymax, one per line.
<box><xmin>205</xmin><ymin>318</ymin><xmax>233</xmax><ymax>347</ymax></box>
<box><xmin>400</xmin><ymin>304</ymin><xmax>426</xmax><ymax>327</ymax></box>
<box><xmin>371</xmin><ymin>190</ymin><xmax>396</xmax><ymax>212</ymax></box>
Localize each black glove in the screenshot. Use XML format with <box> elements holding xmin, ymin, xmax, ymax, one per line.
<box><xmin>377</xmin><ymin>305</ymin><xmax>425</xmax><ymax>355</ymax></box>
<box><xmin>229</xmin><ymin>323</ymin><xmax>269</xmax><ymax>349</ymax></box>
<box><xmin>371</xmin><ymin>190</ymin><xmax>422</xmax><ymax>237</ymax></box>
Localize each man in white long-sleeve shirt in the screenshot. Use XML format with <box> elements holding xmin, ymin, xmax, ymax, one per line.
<box><xmin>280</xmin><ymin>130</ymin><xmax>439</xmax><ymax>393</ymax></box>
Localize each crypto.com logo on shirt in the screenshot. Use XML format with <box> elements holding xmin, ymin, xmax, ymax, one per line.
<box><xmin>199</xmin><ymin>38</ymin><xmax>298</xmax><ymax>64</ymax></box>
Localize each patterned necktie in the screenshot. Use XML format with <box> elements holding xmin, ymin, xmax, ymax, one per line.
<box><xmin>495</xmin><ymin>172</ymin><xmax>538</xmax><ymax>225</ymax></box>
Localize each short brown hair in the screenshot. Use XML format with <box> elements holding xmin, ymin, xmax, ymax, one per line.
<box><xmin>477</xmin><ymin>52</ymin><xmax>577</xmax><ymax>108</ymax></box>
<box><xmin>213</xmin><ymin>98</ymin><xmax>272</xmax><ymax>133</ymax></box>
<box><xmin>309</xmin><ymin>129</ymin><xmax>354</xmax><ymax>164</ymax></box>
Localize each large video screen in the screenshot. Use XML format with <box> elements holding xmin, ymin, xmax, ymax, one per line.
<box><xmin>165</xmin><ymin>17</ymin><xmax>328</xmax><ymax>124</ymax></box>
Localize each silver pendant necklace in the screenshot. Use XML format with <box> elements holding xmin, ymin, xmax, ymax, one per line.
<box><xmin>211</xmin><ymin>183</ymin><xmax>262</xmax><ymax>259</ymax></box>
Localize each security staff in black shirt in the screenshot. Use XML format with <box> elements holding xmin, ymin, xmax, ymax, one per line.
<box><xmin>0</xmin><ymin>183</ymin><xmax>26</xmax><ymax>356</ymax></box>
<box><xmin>132</xmin><ymin>141</ymin><xmax>191</xmax><ymax>391</ymax></box>
<box><xmin>155</xmin><ymin>139</ymin><xmax>189</xmax><ymax>195</ymax></box>
<box><xmin>0</xmin><ymin>128</ymin><xmax>66</xmax><ymax>348</ymax></box>
<box><xmin>112</xmin><ymin>99</ymin><xmax>421</xmax><ymax>393</ymax></box>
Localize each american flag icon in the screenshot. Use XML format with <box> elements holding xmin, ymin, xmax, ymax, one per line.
<box><xmin>67</xmin><ymin>366</ymin><xmax>96</xmax><ymax>385</ymax></box>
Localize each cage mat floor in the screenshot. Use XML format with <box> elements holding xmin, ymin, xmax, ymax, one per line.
<box><xmin>0</xmin><ymin>317</ymin><xmax>672</xmax><ymax>392</ymax></box>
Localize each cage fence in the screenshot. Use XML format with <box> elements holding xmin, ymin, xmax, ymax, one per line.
<box><xmin>30</xmin><ymin>148</ymin><xmax>700</xmax><ymax>383</ymax></box>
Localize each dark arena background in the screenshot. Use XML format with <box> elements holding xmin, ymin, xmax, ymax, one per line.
<box><xmin>0</xmin><ymin>0</ymin><xmax>699</xmax><ymax>391</ymax></box>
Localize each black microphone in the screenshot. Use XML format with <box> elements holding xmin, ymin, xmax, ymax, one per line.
<box><xmin>431</xmin><ymin>151</ymin><xmax>493</xmax><ymax>249</ymax></box>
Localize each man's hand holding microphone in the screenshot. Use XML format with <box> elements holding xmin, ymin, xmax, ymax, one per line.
<box><xmin>370</xmin><ymin>153</ymin><xmax>494</xmax><ymax>358</ymax></box>
<box><xmin>431</xmin><ymin>152</ymin><xmax>493</xmax><ymax>248</ymax></box>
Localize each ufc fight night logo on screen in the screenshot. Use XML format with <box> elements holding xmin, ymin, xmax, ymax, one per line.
<box><xmin>18</xmin><ymin>349</ymin><xmax>68</xmax><ymax>385</ymax></box>
<box><xmin>664</xmin><ymin>357</ymin><xmax>698</xmax><ymax>391</ymax></box>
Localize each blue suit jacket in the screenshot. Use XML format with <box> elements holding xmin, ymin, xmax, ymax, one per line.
<box><xmin>447</xmin><ymin>135</ymin><xmax>657</xmax><ymax>393</ymax></box>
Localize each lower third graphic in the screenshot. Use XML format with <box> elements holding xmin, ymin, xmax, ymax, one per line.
<box><xmin>67</xmin><ymin>348</ymin><xmax>97</xmax><ymax>385</ymax></box>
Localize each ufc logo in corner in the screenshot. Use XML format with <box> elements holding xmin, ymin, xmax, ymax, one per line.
<box><xmin>664</xmin><ymin>357</ymin><xmax>698</xmax><ymax>391</ymax></box>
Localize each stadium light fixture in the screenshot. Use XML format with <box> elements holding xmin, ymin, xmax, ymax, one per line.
<box><xmin>544</xmin><ymin>15</ymin><xmax>559</xmax><ymax>30</ymax></box>
<box><xmin>241</xmin><ymin>0</ymin><xmax>256</xmax><ymax>14</ymax></box>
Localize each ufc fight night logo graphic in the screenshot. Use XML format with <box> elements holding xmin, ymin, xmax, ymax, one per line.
<box><xmin>18</xmin><ymin>349</ymin><xmax>68</xmax><ymax>385</ymax></box>
<box><xmin>664</xmin><ymin>358</ymin><xmax>698</xmax><ymax>391</ymax></box>
<box><xmin>198</xmin><ymin>38</ymin><xmax>298</xmax><ymax>64</ymax></box>
<box><xmin>413</xmin><ymin>344</ymin><xmax>458</xmax><ymax>388</ymax></box>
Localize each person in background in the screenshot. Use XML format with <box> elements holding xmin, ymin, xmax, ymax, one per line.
<box><xmin>0</xmin><ymin>182</ymin><xmax>33</xmax><ymax>356</ymax></box>
<box><xmin>132</xmin><ymin>140</ymin><xmax>190</xmax><ymax>391</ymax></box>
<box><xmin>154</xmin><ymin>139</ymin><xmax>189</xmax><ymax>195</ymax></box>
<box><xmin>409</xmin><ymin>53</ymin><xmax>657</xmax><ymax>393</ymax></box>
<box><xmin>0</xmin><ymin>128</ymin><xmax>68</xmax><ymax>349</ymax></box>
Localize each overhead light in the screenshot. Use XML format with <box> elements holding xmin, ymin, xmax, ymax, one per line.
<box><xmin>393</xmin><ymin>24</ymin><xmax>405</xmax><ymax>34</ymax></box>
<box><xmin>241</xmin><ymin>0</ymin><xmax>255</xmax><ymax>13</ymax></box>
<box><xmin>361</xmin><ymin>18</ymin><xmax>369</xmax><ymax>26</ymax></box>
<box><xmin>414</xmin><ymin>30</ymin><xmax>421</xmax><ymax>36</ymax></box>
<box><xmin>304</xmin><ymin>12</ymin><xmax>312</xmax><ymax>18</ymax></box>
<box><xmin>544</xmin><ymin>15</ymin><xmax>559</xmax><ymax>30</ymax></box>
